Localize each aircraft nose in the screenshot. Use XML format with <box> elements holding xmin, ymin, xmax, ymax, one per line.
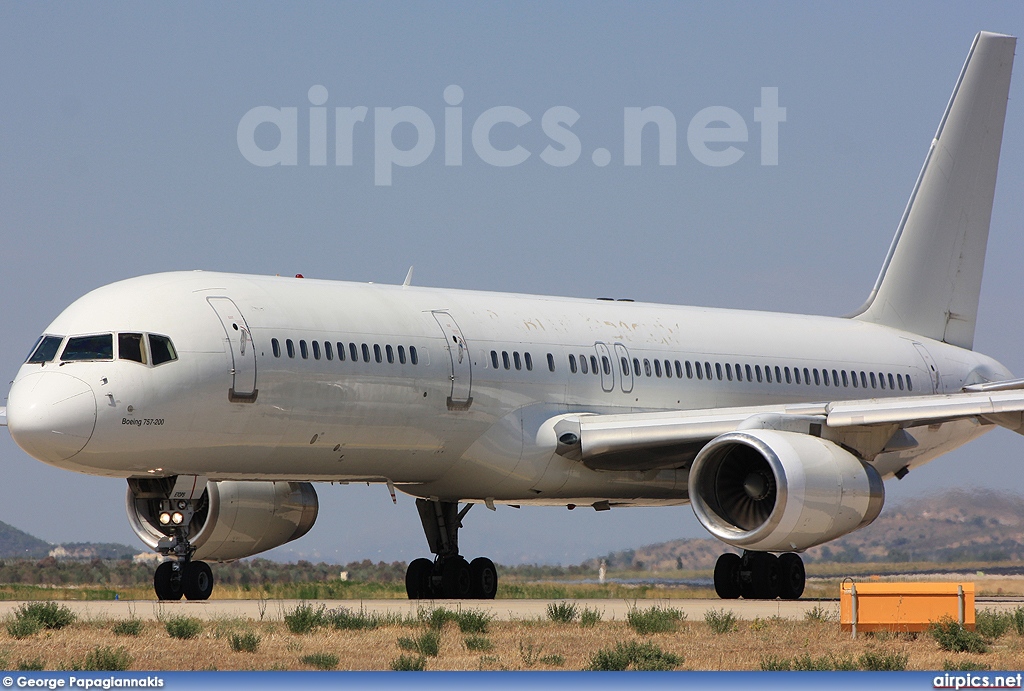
<box><xmin>7</xmin><ymin>372</ymin><xmax>97</xmax><ymax>463</ymax></box>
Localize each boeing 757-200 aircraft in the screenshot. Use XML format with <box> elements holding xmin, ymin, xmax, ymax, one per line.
<box><xmin>2</xmin><ymin>32</ymin><xmax>1021</xmax><ymax>601</ymax></box>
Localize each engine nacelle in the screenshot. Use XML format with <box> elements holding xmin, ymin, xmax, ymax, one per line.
<box><xmin>689</xmin><ymin>429</ymin><xmax>884</xmax><ymax>552</ymax></box>
<box><xmin>127</xmin><ymin>480</ymin><xmax>318</xmax><ymax>561</ymax></box>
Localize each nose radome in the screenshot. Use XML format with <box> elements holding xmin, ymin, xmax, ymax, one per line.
<box><xmin>7</xmin><ymin>372</ymin><xmax>97</xmax><ymax>463</ymax></box>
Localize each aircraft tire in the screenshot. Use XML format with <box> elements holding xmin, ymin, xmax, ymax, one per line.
<box><xmin>750</xmin><ymin>552</ymin><xmax>781</xmax><ymax>600</ymax></box>
<box><xmin>154</xmin><ymin>561</ymin><xmax>183</xmax><ymax>601</ymax></box>
<box><xmin>405</xmin><ymin>558</ymin><xmax>434</xmax><ymax>599</ymax></box>
<box><xmin>778</xmin><ymin>553</ymin><xmax>805</xmax><ymax>600</ymax></box>
<box><xmin>440</xmin><ymin>556</ymin><xmax>472</xmax><ymax>599</ymax></box>
<box><xmin>713</xmin><ymin>553</ymin><xmax>742</xmax><ymax>599</ymax></box>
<box><xmin>469</xmin><ymin>557</ymin><xmax>498</xmax><ymax>599</ymax></box>
<box><xmin>182</xmin><ymin>561</ymin><xmax>214</xmax><ymax>601</ymax></box>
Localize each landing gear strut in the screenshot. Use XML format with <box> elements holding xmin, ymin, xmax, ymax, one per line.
<box><xmin>405</xmin><ymin>499</ymin><xmax>498</xmax><ymax>600</ymax></box>
<box><xmin>150</xmin><ymin>497</ymin><xmax>214</xmax><ymax>601</ymax></box>
<box><xmin>713</xmin><ymin>551</ymin><xmax>804</xmax><ymax>600</ymax></box>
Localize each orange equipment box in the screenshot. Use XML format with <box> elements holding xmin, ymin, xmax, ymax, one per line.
<box><xmin>840</xmin><ymin>581</ymin><xmax>974</xmax><ymax>634</ymax></box>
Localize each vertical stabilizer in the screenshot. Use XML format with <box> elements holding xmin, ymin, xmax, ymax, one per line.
<box><xmin>852</xmin><ymin>32</ymin><xmax>1015</xmax><ymax>350</ymax></box>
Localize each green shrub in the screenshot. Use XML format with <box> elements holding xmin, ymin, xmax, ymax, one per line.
<box><xmin>229</xmin><ymin>632</ymin><xmax>261</xmax><ymax>653</ymax></box>
<box><xmin>16</xmin><ymin>602</ymin><xmax>76</xmax><ymax>630</ymax></box>
<box><xmin>580</xmin><ymin>607</ymin><xmax>602</xmax><ymax>628</ymax></box>
<box><xmin>6</xmin><ymin>616</ymin><xmax>41</xmax><ymax>639</ymax></box>
<box><xmin>944</xmin><ymin>659</ymin><xmax>992</xmax><ymax>671</ymax></box>
<box><xmin>164</xmin><ymin>615</ymin><xmax>202</xmax><ymax>640</ymax></box>
<box><xmin>329</xmin><ymin>607</ymin><xmax>384</xmax><ymax>631</ymax></box>
<box><xmin>589</xmin><ymin>640</ymin><xmax>682</xmax><ymax>671</ymax></box>
<box><xmin>423</xmin><ymin>607</ymin><xmax>491</xmax><ymax>634</ymax></box>
<box><xmin>704</xmin><ymin>608</ymin><xmax>738</xmax><ymax>634</ymax></box>
<box><xmin>285</xmin><ymin>603</ymin><xmax>328</xmax><ymax>634</ymax></box>
<box><xmin>464</xmin><ymin>635</ymin><xmax>492</xmax><ymax>651</ymax></box>
<box><xmin>858</xmin><ymin>651</ymin><xmax>908</xmax><ymax>671</ymax></box>
<box><xmin>930</xmin><ymin>618</ymin><xmax>989</xmax><ymax>654</ymax></box>
<box><xmin>397</xmin><ymin>630</ymin><xmax>440</xmax><ymax>657</ymax></box>
<box><xmin>976</xmin><ymin>610</ymin><xmax>1012</xmax><ymax>639</ymax></box>
<box><xmin>300</xmin><ymin>652</ymin><xmax>339</xmax><ymax>670</ymax></box>
<box><xmin>1012</xmin><ymin>607</ymin><xmax>1024</xmax><ymax>636</ymax></box>
<box><xmin>112</xmin><ymin>619</ymin><xmax>144</xmax><ymax>637</ymax></box>
<box><xmin>546</xmin><ymin>601</ymin><xmax>578</xmax><ymax>623</ymax></box>
<box><xmin>627</xmin><ymin>605</ymin><xmax>685</xmax><ymax>635</ymax></box>
<box><xmin>761</xmin><ymin>655</ymin><xmax>791</xmax><ymax>671</ymax></box>
<box><xmin>390</xmin><ymin>654</ymin><xmax>426</xmax><ymax>671</ymax></box>
<box><xmin>17</xmin><ymin>658</ymin><xmax>45</xmax><ymax>671</ymax></box>
<box><xmin>539</xmin><ymin>654</ymin><xmax>565</xmax><ymax>666</ymax></box>
<box><xmin>804</xmin><ymin>604</ymin><xmax>834</xmax><ymax>623</ymax></box>
<box><xmin>82</xmin><ymin>646</ymin><xmax>132</xmax><ymax>672</ymax></box>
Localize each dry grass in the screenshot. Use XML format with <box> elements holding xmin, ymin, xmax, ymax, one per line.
<box><xmin>0</xmin><ymin>613</ymin><xmax>1022</xmax><ymax>670</ymax></box>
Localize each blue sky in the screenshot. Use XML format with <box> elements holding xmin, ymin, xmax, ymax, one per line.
<box><xmin>2</xmin><ymin>3</ymin><xmax>1023</xmax><ymax>564</ymax></box>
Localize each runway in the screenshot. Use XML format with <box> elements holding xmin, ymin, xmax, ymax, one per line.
<box><xmin>0</xmin><ymin>597</ymin><xmax>1020</xmax><ymax>621</ymax></box>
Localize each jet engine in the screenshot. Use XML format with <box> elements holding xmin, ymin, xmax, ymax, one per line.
<box><xmin>127</xmin><ymin>480</ymin><xmax>318</xmax><ymax>561</ymax></box>
<box><xmin>689</xmin><ymin>429</ymin><xmax>883</xmax><ymax>552</ymax></box>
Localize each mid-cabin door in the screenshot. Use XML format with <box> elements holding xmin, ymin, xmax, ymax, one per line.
<box><xmin>432</xmin><ymin>311</ymin><xmax>473</xmax><ymax>410</ymax></box>
<box><xmin>207</xmin><ymin>297</ymin><xmax>258</xmax><ymax>402</ymax></box>
<box><xmin>911</xmin><ymin>341</ymin><xmax>941</xmax><ymax>394</ymax></box>
<box><xmin>614</xmin><ymin>343</ymin><xmax>633</xmax><ymax>393</ymax></box>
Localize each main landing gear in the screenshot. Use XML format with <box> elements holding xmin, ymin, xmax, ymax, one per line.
<box><xmin>405</xmin><ymin>499</ymin><xmax>498</xmax><ymax>600</ymax></box>
<box><xmin>713</xmin><ymin>551</ymin><xmax>805</xmax><ymax>600</ymax></box>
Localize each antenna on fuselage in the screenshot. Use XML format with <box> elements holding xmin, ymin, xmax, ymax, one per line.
<box><xmin>402</xmin><ymin>266</ymin><xmax>414</xmax><ymax>287</ymax></box>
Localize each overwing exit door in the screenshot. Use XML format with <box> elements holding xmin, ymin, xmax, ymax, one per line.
<box><xmin>207</xmin><ymin>297</ymin><xmax>258</xmax><ymax>402</ymax></box>
<box><xmin>432</xmin><ymin>311</ymin><xmax>473</xmax><ymax>410</ymax></box>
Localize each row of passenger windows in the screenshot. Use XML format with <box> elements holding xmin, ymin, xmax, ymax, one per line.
<box><xmin>575</xmin><ymin>354</ymin><xmax>915</xmax><ymax>392</ymax></box>
<box><xmin>26</xmin><ymin>333</ymin><xmax>178</xmax><ymax>366</ymax></box>
<box><xmin>271</xmin><ymin>338</ymin><xmax>420</xmax><ymax>366</ymax></box>
<box><xmin>488</xmin><ymin>350</ymin><xmax>560</xmax><ymax>373</ymax></box>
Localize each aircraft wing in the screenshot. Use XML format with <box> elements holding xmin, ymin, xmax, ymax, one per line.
<box><xmin>554</xmin><ymin>388</ymin><xmax>1024</xmax><ymax>471</ymax></box>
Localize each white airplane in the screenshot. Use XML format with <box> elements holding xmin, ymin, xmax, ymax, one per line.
<box><xmin>1</xmin><ymin>32</ymin><xmax>1020</xmax><ymax>602</ymax></box>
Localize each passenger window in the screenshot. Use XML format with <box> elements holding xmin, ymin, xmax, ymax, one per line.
<box><xmin>765</xmin><ymin>366</ymin><xmax>773</xmax><ymax>383</ymax></box>
<box><xmin>26</xmin><ymin>335</ymin><xmax>64</xmax><ymax>364</ymax></box>
<box><xmin>300</xmin><ymin>340</ymin><xmax>309</xmax><ymax>359</ymax></box>
<box><xmin>149</xmin><ymin>335</ymin><xmax>177</xmax><ymax>365</ymax></box>
<box><xmin>794</xmin><ymin>368</ymin><xmax>801</xmax><ymax>385</ymax></box>
<box><xmin>491</xmin><ymin>351</ymin><xmax>499</xmax><ymax>369</ymax></box>
<box><xmin>118</xmin><ymin>333</ymin><xmax>146</xmax><ymax>364</ymax></box>
<box><xmin>350</xmin><ymin>343</ymin><xmax>358</xmax><ymax>361</ymax></box>
<box><xmin>823</xmin><ymin>369</ymin><xmax>830</xmax><ymax>386</ymax></box>
<box><xmin>663</xmin><ymin>360</ymin><xmax>671</xmax><ymax>378</ymax></box>
<box><xmin>590</xmin><ymin>355</ymin><xmax>599</xmax><ymax>374</ymax></box>
<box><xmin>410</xmin><ymin>346</ymin><xmax>419</xmax><ymax>365</ymax></box>
<box><xmin>633</xmin><ymin>358</ymin><xmax>641</xmax><ymax>377</ymax></box>
<box><xmin>705</xmin><ymin>362</ymin><xmax>712</xmax><ymax>380</ymax></box>
<box><xmin>398</xmin><ymin>345</ymin><xmax>407</xmax><ymax>364</ymax></box>
<box><xmin>686</xmin><ymin>361</ymin><xmax>693</xmax><ymax>379</ymax></box>
<box><xmin>374</xmin><ymin>344</ymin><xmax>382</xmax><ymax>363</ymax></box>
<box><xmin>271</xmin><ymin>338</ymin><xmax>281</xmax><ymax>358</ymax></box>
<box><xmin>643</xmin><ymin>359</ymin><xmax>651</xmax><ymax>377</ymax></box>
<box><xmin>287</xmin><ymin>339</ymin><xmax>295</xmax><ymax>358</ymax></box>
<box><xmin>580</xmin><ymin>356</ymin><xmax>589</xmax><ymax>374</ymax></box>
<box><xmin>569</xmin><ymin>354</ymin><xmax>578</xmax><ymax>373</ymax></box>
<box><xmin>312</xmin><ymin>341</ymin><xmax>321</xmax><ymax>360</ymax></box>
<box><xmin>337</xmin><ymin>342</ymin><xmax>346</xmax><ymax>361</ymax></box>
<box><xmin>725</xmin><ymin>363</ymin><xmax>732</xmax><ymax>381</ymax></box>
<box><xmin>870</xmin><ymin>372</ymin><xmax>877</xmax><ymax>389</ymax></box>
<box><xmin>897</xmin><ymin>373</ymin><xmax>904</xmax><ymax>390</ymax></box>
<box><xmin>325</xmin><ymin>342</ymin><xmax>333</xmax><ymax>361</ymax></box>
<box><xmin>755</xmin><ymin>365</ymin><xmax>762</xmax><ymax>383</ymax></box>
<box><xmin>774</xmin><ymin>366</ymin><xmax>782</xmax><ymax>383</ymax></box>
<box><xmin>603</xmin><ymin>356</ymin><xmax>611</xmax><ymax>375</ymax></box>
<box><xmin>716</xmin><ymin>363</ymin><xmax>723</xmax><ymax>381</ymax></box>
<box><xmin>503</xmin><ymin>351</ymin><xmax>511</xmax><ymax>370</ymax></box>
<box><xmin>784</xmin><ymin>367</ymin><xmax>792</xmax><ymax>384</ymax></box>
<box><xmin>362</xmin><ymin>344</ymin><xmax>370</xmax><ymax>362</ymax></box>
<box><xmin>547</xmin><ymin>353</ymin><xmax>555</xmax><ymax>372</ymax></box>
<box><xmin>906</xmin><ymin>375</ymin><xmax>913</xmax><ymax>391</ymax></box>
<box><xmin>851</xmin><ymin>371</ymin><xmax>858</xmax><ymax>388</ymax></box>
<box><xmin>514</xmin><ymin>352</ymin><xmax>522</xmax><ymax>370</ymax></box>
<box><xmin>860</xmin><ymin>371</ymin><xmax>868</xmax><ymax>388</ymax></box>
<box><xmin>888</xmin><ymin>373</ymin><xmax>895</xmax><ymax>389</ymax></box>
<box><xmin>621</xmin><ymin>357</ymin><xmax>630</xmax><ymax>376</ymax></box>
<box><xmin>675</xmin><ymin>361</ymin><xmax>683</xmax><ymax>378</ymax></box>
<box><xmin>525</xmin><ymin>353</ymin><xmax>533</xmax><ymax>371</ymax></box>
<box><xmin>813</xmin><ymin>369</ymin><xmax>820</xmax><ymax>386</ymax></box>
<box><xmin>386</xmin><ymin>345</ymin><xmax>394</xmax><ymax>364</ymax></box>
<box><xmin>745</xmin><ymin>364</ymin><xmax>753</xmax><ymax>382</ymax></box>
<box><xmin>734</xmin><ymin>363</ymin><xmax>742</xmax><ymax>382</ymax></box>
<box><xmin>839</xmin><ymin>370</ymin><xmax>847</xmax><ymax>387</ymax></box>
<box><xmin>654</xmin><ymin>359</ymin><xmax>662</xmax><ymax>378</ymax></box>
<box><xmin>695</xmin><ymin>361</ymin><xmax>703</xmax><ymax>380</ymax></box>
<box><xmin>804</xmin><ymin>368</ymin><xmax>811</xmax><ymax>385</ymax></box>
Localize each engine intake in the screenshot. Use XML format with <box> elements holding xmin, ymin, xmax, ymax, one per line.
<box><xmin>127</xmin><ymin>480</ymin><xmax>318</xmax><ymax>561</ymax></box>
<box><xmin>690</xmin><ymin>430</ymin><xmax>883</xmax><ymax>552</ymax></box>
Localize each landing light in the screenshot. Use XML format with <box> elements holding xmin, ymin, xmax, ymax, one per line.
<box><xmin>158</xmin><ymin>512</ymin><xmax>171</xmax><ymax>525</ymax></box>
<box><xmin>171</xmin><ymin>512</ymin><xmax>184</xmax><ymax>525</ymax></box>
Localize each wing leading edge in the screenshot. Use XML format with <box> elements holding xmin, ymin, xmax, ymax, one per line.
<box><xmin>554</xmin><ymin>388</ymin><xmax>1024</xmax><ymax>472</ymax></box>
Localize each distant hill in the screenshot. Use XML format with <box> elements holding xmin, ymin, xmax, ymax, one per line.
<box><xmin>589</xmin><ymin>489</ymin><xmax>1024</xmax><ymax>571</ymax></box>
<box><xmin>0</xmin><ymin>520</ymin><xmax>136</xmax><ymax>560</ymax></box>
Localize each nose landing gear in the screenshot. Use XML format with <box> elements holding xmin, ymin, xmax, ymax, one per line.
<box><xmin>713</xmin><ymin>550</ymin><xmax>805</xmax><ymax>600</ymax></box>
<box><xmin>151</xmin><ymin>498</ymin><xmax>214</xmax><ymax>601</ymax></box>
<box><xmin>405</xmin><ymin>499</ymin><xmax>499</xmax><ymax>600</ymax></box>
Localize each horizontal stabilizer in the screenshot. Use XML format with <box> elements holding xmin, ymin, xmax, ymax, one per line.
<box><xmin>0</xmin><ymin>407</ymin><xmax>5</xmax><ymax>426</ymax></box>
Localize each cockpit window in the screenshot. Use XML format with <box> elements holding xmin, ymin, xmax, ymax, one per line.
<box><xmin>26</xmin><ymin>335</ymin><xmax>64</xmax><ymax>364</ymax></box>
<box><xmin>60</xmin><ymin>334</ymin><xmax>114</xmax><ymax>361</ymax></box>
<box><xmin>118</xmin><ymin>333</ymin><xmax>147</xmax><ymax>364</ymax></box>
<box><xmin>149</xmin><ymin>334</ymin><xmax>177</xmax><ymax>365</ymax></box>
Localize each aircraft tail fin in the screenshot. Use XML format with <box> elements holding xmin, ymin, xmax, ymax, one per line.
<box><xmin>851</xmin><ymin>31</ymin><xmax>1016</xmax><ymax>350</ymax></box>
